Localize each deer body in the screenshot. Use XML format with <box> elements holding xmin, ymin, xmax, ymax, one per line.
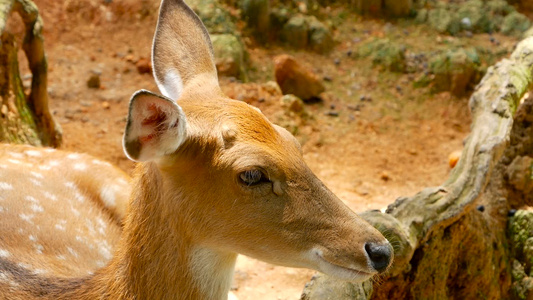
<box><xmin>0</xmin><ymin>0</ymin><xmax>393</xmax><ymax>299</ymax></box>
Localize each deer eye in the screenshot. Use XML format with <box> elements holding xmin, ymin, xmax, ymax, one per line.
<box><xmin>239</xmin><ymin>169</ymin><xmax>270</xmax><ymax>186</ymax></box>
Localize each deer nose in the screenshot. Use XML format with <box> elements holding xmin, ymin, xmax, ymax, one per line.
<box><xmin>364</xmin><ymin>242</ymin><xmax>392</xmax><ymax>273</ymax></box>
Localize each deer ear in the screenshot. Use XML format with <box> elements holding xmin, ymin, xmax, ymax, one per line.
<box><xmin>123</xmin><ymin>90</ymin><xmax>187</xmax><ymax>162</ymax></box>
<box><xmin>152</xmin><ymin>0</ymin><xmax>220</xmax><ymax>100</ymax></box>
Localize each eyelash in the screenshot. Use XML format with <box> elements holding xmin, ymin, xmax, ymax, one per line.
<box><xmin>239</xmin><ymin>169</ymin><xmax>271</xmax><ymax>186</ymax></box>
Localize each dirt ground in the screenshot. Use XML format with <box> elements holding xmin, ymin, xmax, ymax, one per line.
<box><xmin>6</xmin><ymin>0</ymin><xmax>521</xmax><ymax>299</ymax></box>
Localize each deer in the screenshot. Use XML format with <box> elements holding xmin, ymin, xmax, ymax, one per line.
<box><xmin>0</xmin><ymin>0</ymin><xmax>393</xmax><ymax>299</ymax></box>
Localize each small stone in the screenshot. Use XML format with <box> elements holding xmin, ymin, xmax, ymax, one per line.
<box><xmin>325</xmin><ymin>111</ymin><xmax>339</xmax><ymax>117</ymax></box>
<box><xmin>87</xmin><ymin>74</ymin><xmax>101</xmax><ymax>89</ymax></box>
<box><xmin>330</xmin><ymin>104</ymin><xmax>336</xmax><ymax>109</ymax></box>
<box><xmin>102</xmin><ymin>102</ymin><xmax>110</xmax><ymax>109</ymax></box>
<box><xmin>346</xmin><ymin>50</ymin><xmax>353</xmax><ymax>57</ymax></box>
<box><xmin>476</xmin><ymin>205</ymin><xmax>485</xmax><ymax>212</ymax></box>
<box><xmin>323</xmin><ymin>75</ymin><xmax>332</xmax><ymax>82</ymax></box>
<box><xmin>274</xmin><ymin>54</ymin><xmax>325</xmax><ymax>101</ymax></box>
<box><xmin>136</xmin><ymin>58</ymin><xmax>152</xmax><ymax>74</ymax></box>
<box><xmin>508</xmin><ymin>209</ymin><xmax>517</xmax><ymax>217</ymax></box>
<box><xmin>380</xmin><ymin>172</ymin><xmax>391</xmax><ymax>181</ymax></box>
<box><xmin>124</xmin><ymin>54</ymin><xmax>136</xmax><ymax>63</ymax></box>
<box><xmin>334</xmin><ymin>58</ymin><xmax>340</xmax><ymax>65</ymax></box>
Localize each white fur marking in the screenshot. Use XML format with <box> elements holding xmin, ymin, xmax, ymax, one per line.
<box><xmin>24</xmin><ymin>150</ymin><xmax>42</xmax><ymax>157</ymax></box>
<box><xmin>73</xmin><ymin>163</ymin><xmax>87</xmax><ymax>171</ymax></box>
<box><xmin>67</xmin><ymin>247</ymin><xmax>78</xmax><ymax>258</ymax></box>
<box><xmin>0</xmin><ymin>182</ymin><xmax>13</xmax><ymax>190</ymax></box>
<box><xmin>43</xmin><ymin>192</ymin><xmax>58</xmax><ymax>201</ymax></box>
<box><xmin>19</xmin><ymin>213</ymin><xmax>35</xmax><ymax>224</ymax></box>
<box><xmin>100</xmin><ymin>185</ymin><xmax>116</xmax><ymax>207</ymax></box>
<box><xmin>30</xmin><ymin>204</ymin><xmax>44</xmax><ymax>213</ymax></box>
<box><xmin>29</xmin><ymin>178</ymin><xmax>43</xmax><ymax>186</ymax></box>
<box><xmin>25</xmin><ymin>196</ymin><xmax>39</xmax><ymax>204</ymax></box>
<box><xmin>8</xmin><ymin>152</ymin><xmax>23</xmax><ymax>159</ymax></box>
<box><xmin>92</xmin><ymin>159</ymin><xmax>111</xmax><ymax>167</ymax></box>
<box><xmin>157</xmin><ymin>70</ymin><xmax>184</xmax><ymax>100</ymax></box>
<box><xmin>0</xmin><ymin>249</ymin><xmax>10</xmax><ymax>258</ymax></box>
<box><xmin>67</xmin><ymin>153</ymin><xmax>81</xmax><ymax>159</ymax></box>
<box><xmin>30</xmin><ymin>171</ymin><xmax>44</xmax><ymax>179</ymax></box>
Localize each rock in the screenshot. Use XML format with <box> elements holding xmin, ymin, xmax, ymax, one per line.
<box><xmin>274</xmin><ymin>54</ymin><xmax>325</xmax><ymax>101</ymax></box>
<box><xmin>211</xmin><ymin>34</ymin><xmax>248</xmax><ymax>81</ymax></box>
<box><xmin>87</xmin><ymin>74</ymin><xmax>101</xmax><ymax>89</ymax></box>
<box><xmin>307</xmin><ymin>16</ymin><xmax>334</xmax><ymax>54</ymax></box>
<box><xmin>506</xmin><ymin>156</ymin><xmax>533</xmax><ymax>195</ymax></box>
<box><xmin>300</xmin><ymin>273</ymin><xmax>373</xmax><ymax>300</ymax></box>
<box><xmin>280</xmin><ymin>94</ymin><xmax>305</xmax><ymax>113</ymax></box>
<box><xmin>188</xmin><ymin>0</ymin><xmax>236</xmax><ymax>34</ymax></box>
<box><xmin>429</xmin><ymin>47</ymin><xmax>480</xmax><ymax>96</ymax></box>
<box><xmin>358</xmin><ymin>38</ymin><xmax>406</xmax><ymax>72</ymax></box>
<box><xmin>383</xmin><ymin>0</ymin><xmax>413</xmax><ymax>17</ymax></box>
<box><xmin>241</xmin><ymin>0</ymin><xmax>270</xmax><ymax>34</ymax></box>
<box><xmin>135</xmin><ymin>57</ymin><xmax>152</xmax><ymax>74</ymax></box>
<box><xmin>280</xmin><ymin>14</ymin><xmax>333</xmax><ymax>53</ymax></box>
<box><xmin>501</xmin><ymin>12</ymin><xmax>531</xmax><ymax>37</ymax></box>
<box><xmin>262</xmin><ymin>81</ymin><xmax>282</xmax><ymax>95</ymax></box>
<box><xmin>281</xmin><ymin>14</ymin><xmax>309</xmax><ymax>49</ymax></box>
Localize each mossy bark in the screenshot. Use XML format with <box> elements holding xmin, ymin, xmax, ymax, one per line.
<box><xmin>0</xmin><ymin>0</ymin><xmax>61</xmax><ymax>147</ymax></box>
<box><xmin>302</xmin><ymin>37</ymin><xmax>533</xmax><ymax>300</ymax></box>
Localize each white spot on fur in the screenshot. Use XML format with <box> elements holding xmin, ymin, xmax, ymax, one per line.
<box><xmin>92</xmin><ymin>159</ymin><xmax>111</xmax><ymax>167</ymax></box>
<box><xmin>30</xmin><ymin>171</ymin><xmax>44</xmax><ymax>179</ymax></box>
<box><xmin>0</xmin><ymin>164</ymin><xmax>7</xmax><ymax>169</ymax></box>
<box><xmin>67</xmin><ymin>153</ymin><xmax>81</xmax><ymax>160</ymax></box>
<box><xmin>0</xmin><ymin>182</ymin><xmax>13</xmax><ymax>190</ymax></box>
<box><xmin>0</xmin><ymin>249</ymin><xmax>10</xmax><ymax>258</ymax></box>
<box><xmin>73</xmin><ymin>163</ymin><xmax>87</xmax><ymax>171</ymax></box>
<box><xmin>116</xmin><ymin>178</ymin><xmax>128</xmax><ymax>185</ymax></box>
<box><xmin>49</xmin><ymin>160</ymin><xmax>60</xmax><ymax>167</ymax></box>
<box><xmin>24</xmin><ymin>150</ymin><xmax>41</xmax><ymax>157</ymax></box>
<box><xmin>67</xmin><ymin>247</ymin><xmax>78</xmax><ymax>258</ymax></box>
<box><xmin>43</xmin><ymin>192</ymin><xmax>58</xmax><ymax>201</ymax></box>
<box><xmin>71</xmin><ymin>206</ymin><xmax>80</xmax><ymax>217</ymax></box>
<box><xmin>74</xmin><ymin>191</ymin><xmax>85</xmax><ymax>203</ymax></box>
<box><xmin>30</xmin><ymin>204</ymin><xmax>44</xmax><ymax>213</ymax></box>
<box><xmin>8</xmin><ymin>152</ymin><xmax>23</xmax><ymax>159</ymax></box>
<box><xmin>38</xmin><ymin>165</ymin><xmax>52</xmax><ymax>171</ymax></box>
<box><xmin>98</xmin><ymin>240</ymin><xmax>112</xmax><ymax>260</ymax></box>
<box><xmin>34</xmin><ymin>244</ymin><xmax>44</xmax><ymax>254</ymax></box>
<box><xmin>64</xmin><ymin>181</ymin><xmax>76</xmax><ymax>189</ymax></box>
<box><xmin>19</xmin><ymin>213</ymin><xmax>34</xmax><ymax>224</ymax></box>
<box><xmin>33</xmin><ymin>269</ymin><xmax>46</xmax><ymax>275</ymax></box>
<box><xmin>29</xmin><ymin>235</ymin><xmax>37</xmax><ymax>242</ymax></box>
<box><xmin>55</xmin><ymin>219</ymin><xmax>67</xmax><ymax>231</ymax></box>
<box><xmin>56</xmin><ymin>255</ymin><xmax>66</xmax><ymax>260</ymax></box>
<box><xmin>29</xmin><ymin>178</ymin><xmax>43</xmax><ymax>186</ymax></box>
<box><xmin>0</xmin><ymin>206</ymin><xmax>4</xmax><ymax>213</ymax></box>
<box><xmin>7</xmin><ymin>159</ymin><xmax>21</xmax><ymax>165</ymax></box>
<box><xmin>43</xmin><ymin>148</ymin><xmax>56</xmax><ymax>153</ymax></box>
<box><xmin>25</xmin><ymin>196</ymin><xmax>39</xmax><ymax>204</ymax></box>
<box><xmin>0</xmin><ymin>272</ymin><xmax>8</xmax><ymax>282</ymax></box>
<box><xmin>100</xmin><ymin>185</ymin><xmax>116</xmax><ymax>207</ymax></box>
<box><xmin>96</xmin><ymin>260</ymin><xmax>105</xmax><ymax>268</ymax></box>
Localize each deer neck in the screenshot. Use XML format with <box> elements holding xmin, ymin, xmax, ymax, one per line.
<box><xmin>94</xmin><ymin>163</ymin><xmax>237</xmax><ymax>300</ymax></box>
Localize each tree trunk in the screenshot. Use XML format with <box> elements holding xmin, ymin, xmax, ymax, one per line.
<box><xmin>0</xmin><ymin>0</ymin><xmax>61</xmax><ymax>147</ymax></box>
<box><xmin>302</xmin><ymin>37</ymin><xmax>533</xmax><ymax>300</ymax></box>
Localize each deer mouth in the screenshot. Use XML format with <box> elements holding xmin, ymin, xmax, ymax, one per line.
<box><xmin>311</xmin><ymin>249</ymin><xmax>376</xmax><ymax>282</ymax></box>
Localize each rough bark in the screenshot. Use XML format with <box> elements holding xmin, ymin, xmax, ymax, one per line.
<box><xmin>0</xmin><ymin>0</ymin><xmax>61</xmax><ymax>147</ymax></box>
<box><xmin>302</xmin><ymin>37</ymin><xmax>533</xmax><ymax>300</ymax></box>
